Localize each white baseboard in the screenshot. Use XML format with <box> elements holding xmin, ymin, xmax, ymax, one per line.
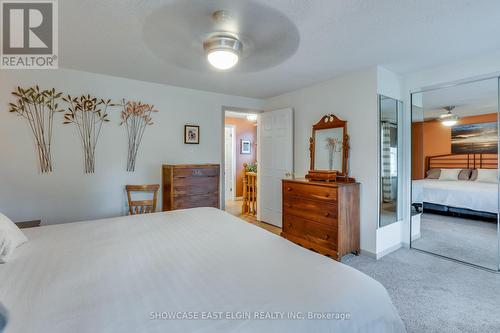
<box><xmin>376</xmin><ymin>243</ymin><xmax>402</xmax><ymax>259</ymax></box>
<box><xmin>360</xmin><ymin>243</ymin><xmax>403</xmax><ymax>260</ymax></box>
<box><xmin>360</xmin><ymin>249</ymin><xmax>377</xmax><ymax>259</ymax></box>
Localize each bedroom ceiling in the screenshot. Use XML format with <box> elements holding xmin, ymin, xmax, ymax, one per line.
<box><xmin>417</xmin><ymin>78</ymin><xmax>498</xmax><ymax>120</ymax></box>
<box><xmin>60</xmin><ymin>0</ymin><xmax>500</xmax><ymax>99</ymax></box>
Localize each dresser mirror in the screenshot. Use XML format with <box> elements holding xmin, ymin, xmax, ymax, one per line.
<box><xmin>307</xmin><ymin>114</ymin><xmax>351</xmax><ymax>182</ymax></box>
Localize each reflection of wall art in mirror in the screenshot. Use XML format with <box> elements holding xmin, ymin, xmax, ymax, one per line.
<box><xmin>451</xmin><ymin>122</ymin><xmax>498</xmax><ymax>154</ymax></box>
<box><xmin>306</xmin><ymin>114</ymin><xmax>354</xmax><ymax>182</ymax></box>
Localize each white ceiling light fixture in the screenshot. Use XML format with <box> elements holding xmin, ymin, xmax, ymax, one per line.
<box><xmin>246</xmin><ymin>114</ymin><xmax>258</xmax><ymax>122</ymax></box>
<box><xmin>203</xmin><ymin>11</ymin><xmax>243</xmax><ymax>71</ymax></box>
<box><xmin>440</xmin><ymin>106</ymin><xmax>459</xmax><ymax>127</ymax></box>
<box><xmin>204</xmin><ymin>35</ymin><xmax>242</xmax><ymax>70</ymax></box>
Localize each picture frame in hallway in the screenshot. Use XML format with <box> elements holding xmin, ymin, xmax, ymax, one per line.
<box><xmin>184</xmin><ymin>125</ymin><xmax>200</xmax><ymax>144</ymax></box>
<box><xmin>241</xmin><ymin>140</ymin><xmax>251</xmax><ymax>154</ymax></box>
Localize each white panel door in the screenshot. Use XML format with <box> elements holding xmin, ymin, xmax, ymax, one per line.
<box><xmin>257</xmin><ymin>108</ymin><xmax>293</xmax><ymax>227</ymax></box>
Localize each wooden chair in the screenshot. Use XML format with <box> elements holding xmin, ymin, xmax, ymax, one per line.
<box><xmin>125</xmin><ymin>184</ymin><xmax>160</xmax><ymax>215</ymax></box>
<box><xmin>242</xmin><ymin>163</ymin><xmax>257</xmax><ymax>215</ymax></box>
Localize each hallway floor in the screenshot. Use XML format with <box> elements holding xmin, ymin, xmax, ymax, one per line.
<box><xmin>224</xmin><ymin>199</ymin><xmax>281</xmax><ymax>236</ymax></box>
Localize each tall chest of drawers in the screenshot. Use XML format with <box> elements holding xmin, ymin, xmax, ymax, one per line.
<box><xmin>162</xmin><ymin>164</ymin><xmax>220</xmax><ymax>211</ymax></box>
<box><xmin>282</xmin><ymin>178</ymin><xmax>360</xmax><ymax>261</ymax></box>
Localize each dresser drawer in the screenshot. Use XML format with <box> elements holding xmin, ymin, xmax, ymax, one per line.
<box><xmin>173</xmin><ymin>167</ymin><xmax>219</xmax><ymax>178</ymax></box>
<box><xmin>173</xmin><ymin>176</ymin><xmax>218</xmax><ymax>196</ymax></box>
<box><xmin>174</xmin><ymin>193</ymin><xmax>219</xmax><ymax>209</ymax></box>
<box><xmin>283</xmin><ymin>214</ymin><xmax>337</xmax><ymax>249</ymax></box>
<box><xmin>283</xmin><ymin>182</ymin><xmax>337</xmax><ymax>202</ymax></box>
<box><xmin>284</xmin><ymin>196</ymin><xmax>338</xmax><ymax>227</ymax></box>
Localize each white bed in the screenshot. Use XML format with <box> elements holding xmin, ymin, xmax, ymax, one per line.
<box><xmin>0</xmin><ymin>208</ymin><xmax>405</xmax><ymax>333</ymax></box>
<box><xmin>412</xmin><ymin>179</ymin><xmax>498</xmax><ymax>214</ymax></box>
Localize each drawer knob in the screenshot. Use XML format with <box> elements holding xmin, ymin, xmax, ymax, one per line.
<box><xmin>324</xmin><ymin>212</ymin><xmax>330</xmax><ymax>217</ymax></box>
<box><xmin>325</xmin><ymin>193</ymin><xmax>330</xmax><ymax>197</ymax></box>
<box><xmin>287</xmin><ymin>187</ymin><xmax>292</xmax><ymax>191</ymax></box>
<box><xmin>324</xmin><ymin>234</ymin><xmax>330</xmax><ymax>240</ymax></box>
<box><xmin>288</xmin><ymin>223</ymin><xmax>292</xmax><ymax>228</ymax></box>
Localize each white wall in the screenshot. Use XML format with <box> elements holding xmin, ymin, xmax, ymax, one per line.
<box><xmin>265</xmin><ymin>68</ymin><xmax>379</xmax><ymax>254</ymax></box>
<box><xmin>0</xmin><ymin>69</ymin><xmax>264</xmax><ymax>225</ymax></box>
<box><xmin>404</xmin><ymin>51</ymin><xmax>500</xmax><ymax>92</ymax></box>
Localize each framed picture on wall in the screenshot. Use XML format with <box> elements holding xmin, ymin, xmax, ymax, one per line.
<box><xmin>241</xmin><ymin>140</ymin><xmax>251</xmax><ymax>154</ymax></box>
<box><xmin>184</xmin><ymin>125</ymin><xmax>200</xmax><ymax>144</ymax></box>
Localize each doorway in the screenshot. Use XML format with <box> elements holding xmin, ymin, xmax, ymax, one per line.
<box><xmin>224</xmin><ymin>110</ymin><xmax>259</xmax><ymax>219</ymax></box>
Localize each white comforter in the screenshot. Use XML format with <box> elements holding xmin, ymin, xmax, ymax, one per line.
<box><xmin>0</xmin><ymin>208</ymin><xmax>405</xmax><ymax>333</ymax></box>
<box><xmin>412</xmin><ymin>179</ymin><xmax>498</xmax><ymax>213</ymax></box>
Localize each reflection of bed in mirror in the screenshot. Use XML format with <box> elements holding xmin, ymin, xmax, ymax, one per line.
<box><xmin>412</xmin><ymin>153</ymin><xmax>498</xmax><ymax>221</ymax></box>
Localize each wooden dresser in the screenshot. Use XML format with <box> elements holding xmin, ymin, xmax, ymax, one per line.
<box><xmin>282</xmin><ymin>178</ymin><xmax>360</xmax><ymax>261</ymax></box>
<box><xmin>162</xmin><ymin>164</ymin><xmax>220</xmax><ymax>211</ymax></box>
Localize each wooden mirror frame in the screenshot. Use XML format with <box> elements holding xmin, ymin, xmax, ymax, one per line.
<box><xmin>306</xmin><ymin>114</ymin><xmax>354</xmax><ymax>182</ymax></box>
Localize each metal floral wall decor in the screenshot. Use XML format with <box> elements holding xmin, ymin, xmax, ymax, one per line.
<box><xmin>8</xmin><ymin>86</ymin><xmax>63</xmax><ymax>173</ymax></box>
<box><xmin>63</xmin><ymin>94</ymin><xmax>115</xmax><ymax>174</ymax></box>
<box><xmin>119</xmin><ymin>99</ymin><xmax>158</xmax><ymax>172</ymax></box>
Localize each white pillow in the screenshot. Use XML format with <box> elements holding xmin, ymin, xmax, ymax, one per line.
<box><xmin>438</xmin><ymin>168</ymin><xmax>461</xmax><ymax>181</ymax></box>
<box><xmin>475</xmin><ymin>169</ymin><xmax>498</xmax><ymax>183</ymax></box>
<box><xmin>0</xmin><ymin>213</ymin><xmax>28</xmax><ymax>263</ymax></box>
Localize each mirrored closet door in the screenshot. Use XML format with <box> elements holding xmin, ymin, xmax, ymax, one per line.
<box><xmin>411</xmin><ymin>77</ymin><xmax>499</xmax><ymax>271</ymax></box>
<box><xmin>379</xmin><ymin>95</ymin><xmax>403</xmax><ymax>227</ymax></box>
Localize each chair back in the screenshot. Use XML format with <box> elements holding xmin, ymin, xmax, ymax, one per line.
<box><xmin>125</xmin><ymin>184</ymin><xmax>160</xmax><ymax>215</ymax></box>
<box><xmin>242</xmin><ymin>163</ymin><xmax>257</xmax><ymax>215</ymax></box>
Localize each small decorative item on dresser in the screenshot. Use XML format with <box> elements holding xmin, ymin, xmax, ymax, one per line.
<box><xmin>184</xmin><ymin>125</ymin><xmax>200</xmax><ymax>144</ymax></box>
<box><xmin>162</xmin><ymin>164</ymin><xmax>220</xmax><ymax>210</ymax></box>
<box><xmin>240</xmin><ymin>140</ymin><xmax>251</xmax><ymax>154</ymax></box>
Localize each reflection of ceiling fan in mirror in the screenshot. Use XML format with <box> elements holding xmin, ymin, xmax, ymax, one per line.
<box><xmin>440</xmin><ymin>106</ymin><xmax>459</xmax><ymax>127</ymax></box>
